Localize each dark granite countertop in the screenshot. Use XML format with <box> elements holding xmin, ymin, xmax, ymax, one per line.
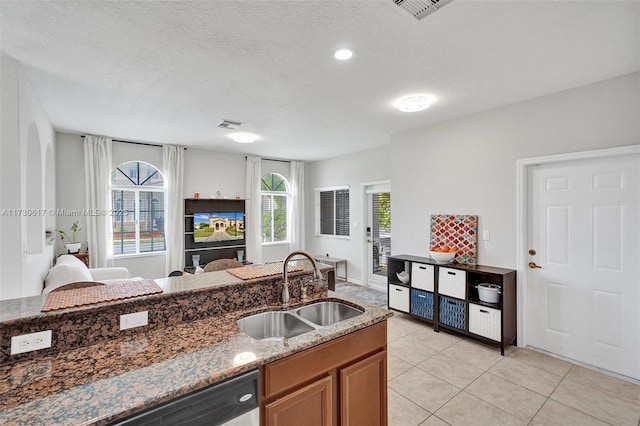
<box><xmin>0</xmin><ymin>259</ymin><xmax>326</xmax><ymax>323</ymax></box>
<box><xmin>0</xmin><ymin>288</ymin><xmax>392</xmax><ymax>425</ymax></box>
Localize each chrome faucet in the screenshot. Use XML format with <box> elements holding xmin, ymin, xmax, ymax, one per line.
<box><xmin>282</xmin><ymin>250</ymin><xmax>323</xmax><ymax>306</ymax></box>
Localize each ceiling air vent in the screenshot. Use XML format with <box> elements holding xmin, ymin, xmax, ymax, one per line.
<box><xmin>394</xmin><ymin>0</ymin><xmax>454</xmax><ymax>20</ymax></box>
<box><xmin>217</xmin><ymin>119</ymin><xmax>243</xmax><ymax>130</ymax></box>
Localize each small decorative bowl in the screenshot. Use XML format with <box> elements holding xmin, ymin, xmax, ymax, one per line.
<box><xmin>429</xmin><ymin>250</ymin><xmax>456</xmax><ymax>264</ymax></box>
<box><xmin>396</xmin><ymin>271</ymin><xmax>410</xmax><ymax>283</ymax></box>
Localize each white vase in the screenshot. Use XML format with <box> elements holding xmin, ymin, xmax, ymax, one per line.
<box><xmin>65</xmin><ymin>243</ymin><xmax>81</xmax><ymax>254</ymax></box>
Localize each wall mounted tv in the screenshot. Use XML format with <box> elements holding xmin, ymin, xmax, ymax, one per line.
<box><xmin>193</xmin><ymin>212</ymin><xmax>245</xmax><ymax>243</ymax></box>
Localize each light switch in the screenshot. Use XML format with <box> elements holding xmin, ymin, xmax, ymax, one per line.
<box><xmin>120</xmin><ymin>311</ymin><xmax>149</xmax><ymax>331</ymax></box>
<box><xmin>483</xmin><ymin>230</ymin><xmax>490</xmax><ymax>241</ymax></box>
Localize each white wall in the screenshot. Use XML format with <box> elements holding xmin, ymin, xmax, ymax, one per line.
<box><xmin>0</xmin><ymin>57</ymin><xmax>55</xmax><ymax>300</ymax></box>
<box><xmin>0</xmin><ymin>57</ymin><xmax>21</xmax><ymax>300</ymax></box>
<box><xmin>183</xmin><ymin>148</ymin><xmax>245</xmax><ymax>200</ymax></box>
<box><xmin>185</xmin><ymin>155</ymin><xmax>294</xmax><ymax>263</ymax></box>
<box><xmin>304</xmin><ymin>73</ymin><xmax>638</xmax><ymax>283</ymax></box>
<box><xmin>55</xmin><ymin>133</ymin><xmax>87</xmax><ymax>253</ymax></box>
<box><xmin>56</xmin><ymin>133</ymin><xmax>167</xmax><ymax>278</ymax></box>
<box><xmin>56</xmin><ymin>136</ymin><xmax>289</xmax><ymax>277</ymax></box>
<box><xmin>391</xmin><ymin>72</ymin><xmax>640</xmax><ymax>269</ymax></box>
<box><xmin>305</xmin><ymin>144</ymin><xmax>391</xmax><ymax>283</ymax></box>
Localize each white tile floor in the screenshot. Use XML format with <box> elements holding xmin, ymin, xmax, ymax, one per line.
<box><xmin>386</xmin><ymin>314</ymin><xmax>640</xmax><ymax>426</ymax></box>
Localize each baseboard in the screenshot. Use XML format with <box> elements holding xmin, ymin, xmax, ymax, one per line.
<box><xmin>367</xmin><ymin>281</ymin><xmax>386</xmax><ymax>292</ymax></box>
<box><xmin>340</xmin><ymin>278</ymin><xmax>386</xmax><ymax>293</ymax></box>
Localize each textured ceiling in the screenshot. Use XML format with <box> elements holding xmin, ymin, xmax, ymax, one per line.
<box><xmin>1</xmin><ymin>1</ymin><xmax>638</xmax><ymax>161</ymax></box>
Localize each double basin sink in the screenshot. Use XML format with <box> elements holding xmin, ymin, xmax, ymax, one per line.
<box><xmin>237</xmin><ymin>301</ymin><xmax>363</xmax><ymax>341</ymax></box>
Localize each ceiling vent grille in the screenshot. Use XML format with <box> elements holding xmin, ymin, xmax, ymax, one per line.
<box><xmin>394</xmin><ymin>0</ymin><xmax>454</xmax><ymax>20</ymax></box>
<box><xmin>217</xmin><ymin>119</ymin><xmax>243</xmax><ymax>129</ymax></box>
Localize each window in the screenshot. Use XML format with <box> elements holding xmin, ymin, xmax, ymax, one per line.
<box><xmin>261</xmin><ymin>173</ymin><xmax>289</xmax><ymax>243</ymax></box>
<box><xmin>317</xmin><ymin>187</ymin><xmax>350</xmax><ymax>237</ymax></box>
<box><xmin>111</xmin><ymin>161</ymin><xmax>165</xmax><ymax>255</ymax></box>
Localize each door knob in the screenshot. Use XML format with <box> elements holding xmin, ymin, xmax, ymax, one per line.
<box><xmin>528</xmin><ymin>262</ymin><xmax>542</xmax><ymax>269</ymax></box>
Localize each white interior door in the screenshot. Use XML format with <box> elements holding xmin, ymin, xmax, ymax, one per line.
<box><xmin>365</xmin><ymin>184</ymin><xmax>391</xmax><ymax>288</ymax></box>
<box><xmin>527</xmin><ymin>153</ymin><xmax>639</xmax><ymax>380</ymax></box>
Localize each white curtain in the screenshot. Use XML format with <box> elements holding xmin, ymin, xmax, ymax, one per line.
<box><xmin>289</xmin><ymin>161</ymin><xmax>305</xmax><ymax>251</ymax></box>
<box><xmin>83</xmin><ymin>135</ymin><xmax>112</xmax><ymax>268</ymax></box>
<box><xmin>163</xmin><ymin>145</ymin><xmax>185</xmax><ymax>275</ymax></box>
<box><xmin>245</xmin><ymin>156</ymin><xmax>262</xmax><ymax>264</ymax></box>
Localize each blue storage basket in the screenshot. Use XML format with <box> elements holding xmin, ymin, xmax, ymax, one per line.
<box><xmin>439</xmin><ymin>296</ymin><xmax>465</xmax><ymax>330</ymax></box>
<box><xmin>410</xmin><ymin>288</ymin><xmax>434</xmax><ymax>320</ymax></box>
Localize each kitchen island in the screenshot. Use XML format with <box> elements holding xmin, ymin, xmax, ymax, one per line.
<box><xmin>0</xmin><ymin>264</ymin><xmax>391</xmax><ymax>425</ymax></box>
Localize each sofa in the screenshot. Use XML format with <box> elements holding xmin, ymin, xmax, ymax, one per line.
<box><xmin>43</xmin><ymin>254</ymin><xmax>143</xmax><ymax>294</ymax></box>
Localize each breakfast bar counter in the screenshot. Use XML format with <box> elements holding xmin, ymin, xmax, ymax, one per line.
<box><xmin>0</xmin><ymin>266</ymin><xmax>392</xmax><ymax>425</ymax></box>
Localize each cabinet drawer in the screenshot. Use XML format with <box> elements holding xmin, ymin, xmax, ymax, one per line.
<box><xmin>410</xmin><ymin>289</ymin><xmax>434</xmax><ymax>320</ymax></box>
<box><xmin>438</xmin><ymin>267</ymin><xmax>466</xmax><ymax>299</ymax></box>
<box><xmin>439</xmin><ymin>296</ymin><xmax>466</xmax><ymax>330</ymax></box>
<box><xmin>469</xmin><ymin>304</ymin><xmax>501</xmax><ymax>341</ymax></box>
<box><xmin>389</xmin><ymin>284</ymin><xmax>410</xmax><ymax>313</ymax></box>
<box><xmin>411</xmin><ymin>263</ymin><xmax>434</xmax><ymax>292</ymax></box>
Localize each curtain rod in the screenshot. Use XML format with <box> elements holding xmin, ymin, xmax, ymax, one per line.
<box><xmin>80</xmin><ymin>135</ymin><xmax>187</xmax><ymax>150</ymax></box>
<box><xmin>245</xmin><ymin>155</ymin><xmax>291</xmax><ymax>163</ymax></box>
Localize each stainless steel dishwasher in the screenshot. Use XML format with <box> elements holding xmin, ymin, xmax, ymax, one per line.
<box><xmin>113</xmin><ymin>369</ymin><xmax>259</xmax><ymax>426</ymax></box>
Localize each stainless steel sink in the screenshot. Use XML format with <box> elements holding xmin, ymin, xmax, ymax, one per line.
<box><xmin>237</xmin><ymin>311</ymin><xmax>315</xmax><ymax>340</ymax></box>
<box><xmin>296</xmin><ymin>301</ymin><xmax>363</xmax><ymax>326</ymax></box>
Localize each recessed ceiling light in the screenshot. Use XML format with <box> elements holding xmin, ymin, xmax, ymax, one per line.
<box><xmin>334</xmin><ymin>48</ymin><xmax>355</xmax><ymax>61</ymax></box>
<box><xmin>230</xmin><ymin>132</ymin><xmax>258</xmax><ymax>144</ymax></box>
<box><xmin>396</xmin><ymin>95</ymin><xmax>433</xmax><ymax>112</ymax></box>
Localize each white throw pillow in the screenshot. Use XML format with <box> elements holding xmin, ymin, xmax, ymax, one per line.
<box><xmin>43</xmin><ymin>264</ymin><xmax>93</xmax><ymax>294</ymax></box>
<box><xmin>55</xmin><ymin>254</ymin><xmax>87</xmax><ymax>268</ymax></box>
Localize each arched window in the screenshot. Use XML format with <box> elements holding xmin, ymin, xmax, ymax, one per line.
<box><xmin>111</xmin><ymin>161</ymin><xmax>166</xmax><ymax>255</ymax></box>
<box><xmin>261</xmin><ymin>173</ymin><xmax>289</xmax><ymax>243</ymax></box>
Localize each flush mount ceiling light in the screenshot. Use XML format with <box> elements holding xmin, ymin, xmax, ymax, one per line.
<box><xmin>230</xmin><ymin>132</ymin><xmax>258</xmax><ymax>144</ymax></box>
<box><xmin>395</xmin><ymin>95</ymin><xmax>433</xmax><ymax>112</ymax></box>
<box><xmin>334</xmin><ymin>48</ymin><xmax>355</xmax><ymax>60</ymax></box>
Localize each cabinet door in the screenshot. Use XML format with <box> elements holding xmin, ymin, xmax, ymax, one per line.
<box><xmin>438</xmin><ymin>267</ymin><xmax>466</xmax><ymax>299</ymax></box>
<box><xmin>340</xmin><ymin>351</ymin><xmax>387</xmax><ymax>426</ymax></box>
<box><xmin>411</xmin><ymin>263</ymin><xmax>434</xmax><ymax>291</ymax></box>
<box><xmin>389</xmin><ymin>284</ymin><xmax>410</xmax><ymax>312</ymax></box>
<box><xmin>264</xmin><ymin>375</ymin><xmax>332</xmax><ymax>426</ymax></box>
<box><xmin>469</xmin><ymin>304</ymin><xmax>501</xmax><ymax>341</ymax></box>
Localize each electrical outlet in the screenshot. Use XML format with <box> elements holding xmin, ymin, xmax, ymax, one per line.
<box><xmin>11</xmin><ymin>330</ymin><xmax>52</xmax><ymax>355</ymax></box>
<box><xmin>120</xmin><ymin>311</ymin><xmax>148</xmax><ymax>331</ymax></box>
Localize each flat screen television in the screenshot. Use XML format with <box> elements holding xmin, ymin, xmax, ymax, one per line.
<box><xmin>193</xmin><ymin>212</ymin><xmax>245</xmax><ymax>243</ymax></box>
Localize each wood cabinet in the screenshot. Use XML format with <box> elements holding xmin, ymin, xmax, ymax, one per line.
<box><xmin>388</xmin><ymin>255</ymin><xmax>516</xmax><ymax>355</ymax></box>
<box><xmin>261</xmin><ymin>322</ymin><xmax>387</xmax><ymax>426</ymax></box>
<box><xmin>264</xmin><ymin>376</ymin><xmax>333</xmax><ymax>426</ymax></box>
<box><xmin>340</xmin><ymin>351</ymin><xmax>386</xmax><ymax>426</ymax></box>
